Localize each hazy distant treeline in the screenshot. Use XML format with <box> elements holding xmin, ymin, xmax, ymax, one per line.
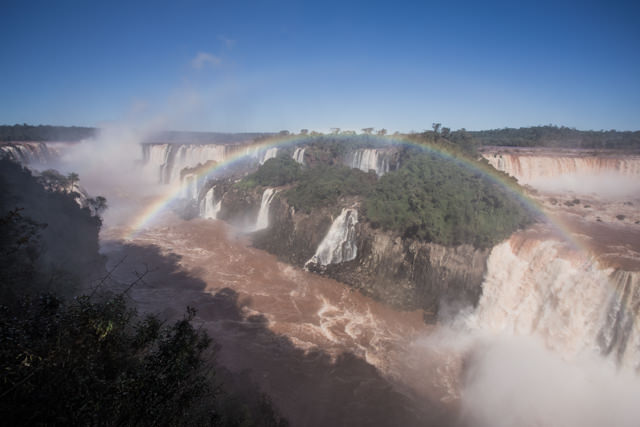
<box><xmin>144</xmin><ymin>130</ymin><xmax>272</xmax><ymax>144</ymax></box>
<box><xmin>470</xmin><ymin>126</ymin><xmax>640</xmax><ymax>149</ymax></box>
<box><xmin>3</xmin><ymin>123</ymin><xmax>639</xmax><ymax>149</ymax></box>
<box><xmin>0</xmin><ymin>124</ymin><xmax>97</xmax><ymax>142</ymax></box>
<box><xmin>0</xmin><ymin>124</ymin><xmax>273</xmax><ymax>144</ymax></box>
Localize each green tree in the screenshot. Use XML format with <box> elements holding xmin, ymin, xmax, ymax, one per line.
<box><xmin>0</xmin><ymin>294</ymin><xmax>215</xmax><ymax>426</ymax></box>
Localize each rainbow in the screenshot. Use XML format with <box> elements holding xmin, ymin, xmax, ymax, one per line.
<box><xmin>124</xmin><ymin>133</ymin><xmax>589</xmax><ymax>256</ymax></box>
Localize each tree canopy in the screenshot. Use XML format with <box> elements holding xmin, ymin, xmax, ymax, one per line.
<box><xmin>469</xmin><ymin>125</ymin><xmax>640</xmax><ymax>149</ymax></box>
<box><xmin>238</xmin><ymin>137</ymin><xmax>534</xmax><ymax>248</ymax></box>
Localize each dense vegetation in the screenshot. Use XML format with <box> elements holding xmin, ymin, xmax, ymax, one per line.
<box><xmin>0</xmin><ymin>158</ymin><xmax>287</xmax><ymax>426</ymax></box>
<box><xmin>0</xmin><ymin>124</ymin><xmax>96</xmax><ymax>141</ymax></box>
<box><xmin>364</xmin><ymin>152</ymin><xmax>532</xmax><ymax>247</ymax></box>
<box><xmin>0</xmin><ymin>159</ymin><xmax>104</xmax><ymax>303</ymax></box>
<box><xmin>240</xmin><ymin>136</ymin><xmax>533</xmax><ymax>248</ymax></box>
<box><xmin>285</xmin><ymin>165</ymin><xmax>377</xmax><ymax>213</ymax></box>
<box><xmin>237</xmin><ymin>155</ymin><xmax>302</xmax><ymax>189</ymax></box>
<box><xmin>1</xmin><ymin>295</ymin><xmax>213</xmax><ymax>425</ymax></box>
<box><xmin>469</xmin><ymin>125</ymin><xmax>640</xmax><ymax>149</ymax></box>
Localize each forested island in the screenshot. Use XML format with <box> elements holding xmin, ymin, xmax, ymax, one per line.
<box><xmin>204</xmin><ymin>134</ymin><xmax>535</xmax><ymax>316</ymax></box>
<box><xmin>234</xmin><ymin>134</ymin><xmax>533</xmax><ymax>248</ymax></box>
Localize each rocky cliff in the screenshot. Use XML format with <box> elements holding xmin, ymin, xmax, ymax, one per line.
<box><xmin>237</xmin><ymin>192</ymin><xmax>490</xmax><ymax>319</ymax></box>
<box><xmin>482</xmin><ymin>149</ymin><xmax>640</xmax><ymax>185</ymax></box>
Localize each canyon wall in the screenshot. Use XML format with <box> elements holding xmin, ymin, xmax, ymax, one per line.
<box><xmin>246</xmin><ymin>194</ymin><xmax>489</xmax><ymax>319</ymax></box>
<box><xmin>469</xmin><ymin>232</ymin><xmax>640</xmax><ymax>369</ymax></box>
<box><xmin>483</xmin><ymin>150</ymin><xmax>640</xmax><ymax>186</ymax></box>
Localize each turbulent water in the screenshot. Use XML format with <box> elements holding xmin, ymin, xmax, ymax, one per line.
<box><xmin>103</xmin><ymin>217</ymin><xmax>441</xmax><ymax>426</ymax></box>
<box><xmin>9</xmin><ymin>140</ymin><xmax>640</xmax><ymax>425</ymax></box>
<box><xmin>306</xmin><ymin>208</ymin><xmax>358</xmax><ymax>267</ymax></box>
<box><xmin>469</xmin><ymin>231</ymin><xmax>640</xmax><ymax>369</ymax></box>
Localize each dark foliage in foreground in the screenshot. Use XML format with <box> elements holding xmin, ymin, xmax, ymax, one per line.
<box><xmin>0</xmin><ymin>158</ymin><xmax>288</xmax><ymax>426</ymax></box>
<box><xmin>0</xmin><ymin>294</ymin><xmax>288</xmax><ymax>426</ymax></box>
<box><xmin>0</xmin><ymin>295</ymin><xmax>211</xmax><ymax>425</ymax></box>
<box><xmin>0</xmin><ymin>159</ymin><xmax>104</xmax><ymax>304</ymax></box>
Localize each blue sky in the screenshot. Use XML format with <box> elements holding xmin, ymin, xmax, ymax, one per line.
<box><xmin>1</xmin><ymin>0</ymin><xmax>639</xmax><ymax>132</ymax></box>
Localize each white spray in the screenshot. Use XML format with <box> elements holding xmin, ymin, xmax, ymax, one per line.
<box><xmin>306</xmin><ymin>208</ymin><xmax>358</xmax><ymax>267</ymax></box>
<box><xmin>254</xmin><ymin>188</ymin><xmax>277</xmax><ymax>231</ymax></box>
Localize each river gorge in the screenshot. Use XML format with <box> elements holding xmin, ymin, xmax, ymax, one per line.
<box><xmin>3</xmin><ymin>136</ymin><xmax>640</xmax><ymax>426</ymax></box>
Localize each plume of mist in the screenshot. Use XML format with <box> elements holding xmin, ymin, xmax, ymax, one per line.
<box><xmin>530</xmin><ymin>173</ymin><xmax>640</xmax><ymax>198</ymax></box>
<box><xmin>53</xmin><ymin>123</ymin><xmax>165</xmax><ymax>227</ymax></box>
<box><xmin>402</xmin><ymin>323</ymin><xmax>640</xmax><ymax>427</ymax></box>
<box><xmin>458</xmin><ymin>334</ymin><xmax>640</xmax><ymax>427</ymax></box>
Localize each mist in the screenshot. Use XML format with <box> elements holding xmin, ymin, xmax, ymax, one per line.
<box><xmin>530</xmin><ymin>173</ymin><xmax>640</xmax><ymax>199</ymax></box>
<box><xmin>52</xmin><ymin>124</ymin><xmax>164</xmax><ymax>227</ymax></box>
<box><xmin>460</xmin><ymin>334</ymin><xmax>640</xmax><ymax>427</ymax></box>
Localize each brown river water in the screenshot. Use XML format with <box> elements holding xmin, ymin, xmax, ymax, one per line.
<box><xmin>101</xmin><ymin>214</ymin><xmax>458</xmax><ymax>426</ymax></box>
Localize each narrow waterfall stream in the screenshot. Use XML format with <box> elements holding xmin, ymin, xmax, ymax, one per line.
<box><xmin>306</xmin><ymin>208</ymin><xmax>358</xmax><ymax>267</ymax></box>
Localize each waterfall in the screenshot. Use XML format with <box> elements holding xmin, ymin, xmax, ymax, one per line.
<box><xmin>347</xmin><ymin>149</ymin><xmax>389</xmax><ymax>176</ymax></box>
<box><xmin>142</xmin><ymin>143</ymin><xmax>171</xmax><ymax>183</ymax></box>
<box><xmin>0</xmin><ymin>142</ymin><xmax>53</xmax><ymax>165</ymax></box>
<box><xmin>254</xmin><ymin>188</ymin><xmax>277</xmax><ymax>231</ymax></box>
<box><xmin>181</xmin><ymin>173</ymin><xmax>199</xmax><ymax>200</ymax></box>
<box><xmin>292</xmin><ymin>147</ymin><xmax>306</xmax><ymax>164</ymax></box>
<box><xmin>305</xmin><ymin>208</ymin><xmax>358</xmax><ymax>267</ymax></box>
<box><xmin>200</xmin><ymin>187</ymin><xmax>221</xmax><ymax>219</ymax></box>
<box><xmin>597</xmin><ymin>270</ymin><xmax>640</xmax><ymax>368</ymax></box>
<box><xmin>484</xmin><ymin>153</ymin><xmax>640</xmax><ymax>183</ymax></box>
<box><xmin>483</xmin><ymin>152</ymin><xmax>640</xmax><ymax>195</ymax></box>
<box><xmin>258</xmin><ymin>147</ymin><xmax>278</xmax><ymax>165</ymax></box>
<box><xmin>469</xmin><ymin>235</ymin><xmax>640</xmax><ymax>369</ymax></box>
<box><xmin>142</xmin><ymin>143</ymin><xmax>228</xmax><ymax>184</ymax></box>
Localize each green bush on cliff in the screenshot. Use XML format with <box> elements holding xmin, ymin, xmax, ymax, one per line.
<box><xmin>236</xmin><ymin>156</ymin><xmax>301</xmax><ymax>190</ymax></box>
<box><xmin>364</xmin><ymin>153</ymin><xmax>533</xmax><ymax>247</ymax></box>
<box><xmin>285</xmin><ymin>165</ymin><xmax>377</xmax><ymax>213</ymax></box>
<box><xmin>235</xmin><ymin>141</ymin><xmax>534</xmax><ymax>248</ymax></box>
